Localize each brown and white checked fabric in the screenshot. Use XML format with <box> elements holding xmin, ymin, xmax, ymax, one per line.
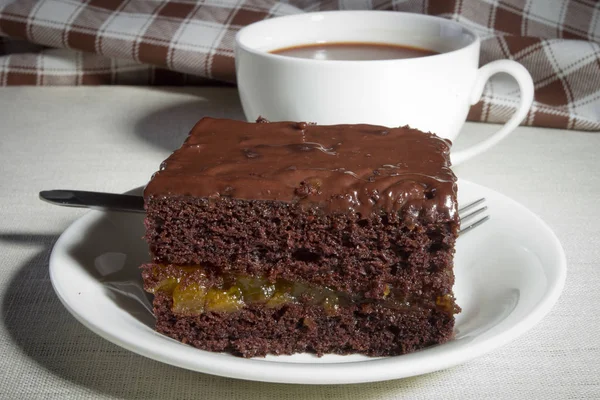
<box><xmin>0</xmin><ymin>0</ymin><xmax>599</xmax><ymax>131</ymax></box>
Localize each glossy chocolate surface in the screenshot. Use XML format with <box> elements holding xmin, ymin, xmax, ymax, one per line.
<box><xmin>145</xmin><ymin>118</ymin><xmax>457</xmax><ymax>220</ymax></box>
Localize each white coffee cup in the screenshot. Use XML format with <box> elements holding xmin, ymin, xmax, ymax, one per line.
<box><xmin>235</xmin><ymin>11</ymin><xmax>534</xmax><ymax>165</ymax></box>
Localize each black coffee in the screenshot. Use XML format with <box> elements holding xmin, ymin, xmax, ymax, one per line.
<box><xmin>271</xmin><ymin>42</ymin><xmax>438</xmax><ymax>61</ymax></box>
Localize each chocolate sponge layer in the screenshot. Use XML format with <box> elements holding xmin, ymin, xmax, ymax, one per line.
<box><xmin>151</xmin><ymin>291</ymin><xmax>455</xmax><ymax>358</ymax></box>
<box><xmin>145</xmin><ymin>196</ymin><xmax>458</xmax><ymax>301</ymax></box>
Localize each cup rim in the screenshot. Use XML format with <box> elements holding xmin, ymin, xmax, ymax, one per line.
<box><xmin>235</xmin><ymin>10</ymin><xmax>480</xmax><ymax>64</ymax></box>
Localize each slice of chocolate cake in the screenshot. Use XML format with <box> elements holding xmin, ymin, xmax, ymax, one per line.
<box><xmin>142</xmin><ymin>117</ymin><xmax>460</xmax><ymax>358</ymax></box>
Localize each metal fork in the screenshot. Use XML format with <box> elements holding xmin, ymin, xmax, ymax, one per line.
<box><xmin>458</xmin><ymin>198</ymin><xmax>489</xmax><ymax>236</ymax></box>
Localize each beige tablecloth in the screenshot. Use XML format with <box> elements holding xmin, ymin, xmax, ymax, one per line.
<box><xmin>0</xmin><ymin>86</ymin><xmax>598</xmax><ymax>399</ymax></box>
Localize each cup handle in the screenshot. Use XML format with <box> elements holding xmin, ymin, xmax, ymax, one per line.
<box><xmin>451</xmin><ymin>60</ymin><xmax>535</xmax><ymax>166</ymax></box>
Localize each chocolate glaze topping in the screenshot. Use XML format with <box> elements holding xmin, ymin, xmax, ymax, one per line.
<box><xmin>145</xmin><ymin>118</ymin><xmax>458</xmax><ymax>221</ymax></box>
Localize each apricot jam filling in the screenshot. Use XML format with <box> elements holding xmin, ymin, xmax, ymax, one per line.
<box><xmin>147</xmin><ymin>265</ymin><xmax>342</xmax><ymax>316</ymax></box>
<box><xmin>147</xmin><ymin>265</ymin><xmax>456</xmax><ymax>316</ymax></box>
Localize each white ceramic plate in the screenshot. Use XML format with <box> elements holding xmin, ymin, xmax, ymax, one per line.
<box><xmin>49</xmin><ymin>179</ymin><xmax>566</xmax><ymax>384</ymax></box>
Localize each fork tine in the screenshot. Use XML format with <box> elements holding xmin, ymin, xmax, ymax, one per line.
<box><xmin>460</xmin><ymin>205</ymin><xmax>488</xmax><ymax>223</ymax></box>
<box><xmin>459</xmin><ymin>215</ymin><xmax>490</xmax><ymax>236</ymax></box>
<box><xmin>458</xmin><ymin>197</ymin><xmax>490</xmax><ymax>236</ymax></box>
<box><xmin>458</xmin><ymin>197</ymin><xmax>485</xmax><ymax>214</ymax></box>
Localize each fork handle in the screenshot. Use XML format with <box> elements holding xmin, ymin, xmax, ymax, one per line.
<box><xmin>39</xmin><ymin>190</ymin><xmax>145</xmax><ymax>213</ymax></box>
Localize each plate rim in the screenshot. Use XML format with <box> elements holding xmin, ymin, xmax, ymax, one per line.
<box><xmin>49</xmin><ymin>179</ymin><xmax>567</xmax><ymax>384</ymax></box>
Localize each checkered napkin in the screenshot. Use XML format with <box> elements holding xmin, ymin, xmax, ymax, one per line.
<box><xmin>1</xmin><ymin>0</ymin><xmax>599</xmax><ymax>131</ymax></box>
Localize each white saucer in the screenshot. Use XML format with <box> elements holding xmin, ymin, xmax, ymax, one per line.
<box><xmin>49</xmin><ymin>179</ymin><xmax>566</xmax><ymax>384</ymax></box>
